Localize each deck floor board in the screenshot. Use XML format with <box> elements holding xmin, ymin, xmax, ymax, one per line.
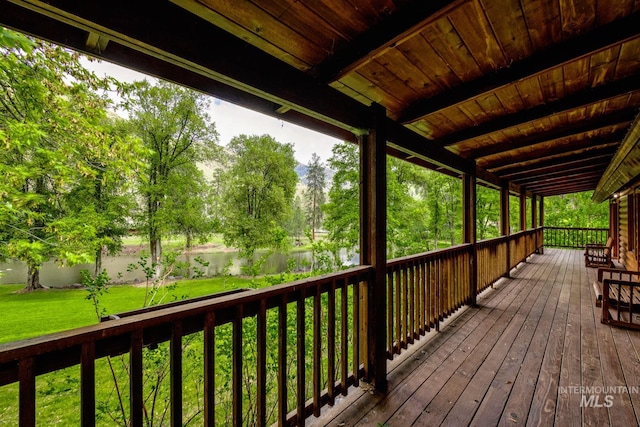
<box><xmin>310</xmin><ymin>249</ymin><xmax>640</xmax><ymax>427</ymax></box>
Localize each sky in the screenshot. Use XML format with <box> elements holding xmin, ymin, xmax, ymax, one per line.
<box><xmin>82</xmin><ymin>58</ymin><xmax>340</xmax><ymax>164</ymax></box>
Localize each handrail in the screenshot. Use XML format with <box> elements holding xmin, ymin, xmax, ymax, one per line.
<box><xmin>0</xmin><ymin>228</ymin><xmax>546</xmax><ymax>426</ymax></box>
<box><xmin>543</xmin><ymin>226</ymin><xmax>608</xmax><ymax>248</ymax></box>
<box><xmin>0</xmin><ymin>266</ymin><xmax>371</xmax><ymax>426</ymax></box>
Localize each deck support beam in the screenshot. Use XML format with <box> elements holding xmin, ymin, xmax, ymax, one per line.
<box><xmin>359</xmin><ymin>103</ymin><xmax>388</xmax><ymax>392</ymax></box>
<box><xmin>463</xmin><ymin>173</ymin><xmax>477</xmax><ymax>305</ymax></box>
<box><xmin>520</xmin><ymin>193</ymin><xmax>527</xmax><ymax>232</ymax></box>
<box><xmin>501</xmin><ymin>187</ymin><xmax>511</xmax><ymax>278</ymax></box>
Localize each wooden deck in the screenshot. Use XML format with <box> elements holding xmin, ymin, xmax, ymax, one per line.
<box><xmin>310</xmin><ymin>249</ymin><xmax>640</xmax><ymax>426</ymax></box>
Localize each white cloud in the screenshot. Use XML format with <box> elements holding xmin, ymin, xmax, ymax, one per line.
<box><xmin>82</xmin><ymin>58</ymin><xmax>340</xmax><ymax>164</ymax></box>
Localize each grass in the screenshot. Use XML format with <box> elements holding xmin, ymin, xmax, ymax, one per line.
<box><xmin>0</xmin><ymin>275</ymin><xmax>259</xmax><ymax>426</ymax></box>
<box><xmin>0</xmin><ymin>276</ymin><xmax>253</xmax><ymax>345</ymax></box>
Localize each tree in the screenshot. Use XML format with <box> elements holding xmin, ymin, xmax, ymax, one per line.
<box><xmin>164</xmin><ymin>162</ymin><xmax>217</xmax><ymax>249</ymax></box>
<box><xmin>221</xmin><ymin>134</ymin><xmax>298</xmax><ymax>261</ymax></box>
<box><xmin>64</xmin><ymin>116</ymin><xmax>142</xmax><ymax>275</ymax></box>
<box><xmin>303</xmin><ymin>153</ymin><xmax>326</xmax><ymax>241</ymax></box>
<box><xmin>476</xmin><ymin>185</ymin><xmax>500</xmax><ymax>240</ymax></box>
<box><xmin>285</xmin><ymin>195</ymin><xmax>306</xmax><ymax>246</ymax></box>
<box><xmin>544</xmin><ymin>191</ymin><xmax>608</xmax><ymax>228</ymax></box>
<box><xmin>0</xmin><ymin>30</ymin><xmax>138</xmax><ymax>290</ymax></box>
<box><xmin>120</xmin><ymin>80</ymin><xmax>219</xmax><ymax>275</ymax></box>
<box><xmin>324</xmin><ymin>142</ymin><xmax>360</xmax><ymax>255</ymax></box>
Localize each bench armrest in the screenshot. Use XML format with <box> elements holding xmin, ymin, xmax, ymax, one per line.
<box><xmin>597</xmin><ymin>268</ymin><xmax>640</xmax><ymax>282</ymax></box>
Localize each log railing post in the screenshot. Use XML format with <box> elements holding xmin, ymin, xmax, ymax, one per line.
<box><xmin>500</xmin><ymin>187</ymin><xmax>511</xmax><ymax>278</ymax></box>
<box><xmin>359</xmin><ymin>103</ymin><xmax>387</xmax><ymax>392</ymax></box>
<box><xmin>463</xmin><ymin>173</ymin><xmax>477</xmax><ymax>306</ymax></box>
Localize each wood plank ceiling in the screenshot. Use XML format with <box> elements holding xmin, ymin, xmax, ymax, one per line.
<box><xmin>2</xmin><ymin>0</ymin><xmax>640</xmax><ymax>198</ymax></box>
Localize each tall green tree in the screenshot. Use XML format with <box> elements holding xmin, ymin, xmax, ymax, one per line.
<box><xmin>64</xmin><ymin>116</ymin><xmax>143</xmax><ymax>275</ymax></box>
<box><xmin>221</xmin><ymin>134</ymin><xmax>298</xmax><ymax>261</ymax></box>
<box><xmin>120</xmin><ymin>80</ymin><xmax>219</xmax><ymax>274</ymax></box>
<box><xmin>476</xmin><ymin>185</ymin><xmax>500</xmax><ymax>240</ymax></box>
<box><xmin>0</xmin><ymin>30</ymin><xmax>138</xmax><ymax>290</ymax></box>
<box><xmin>164</xmin><ymin>162</ymin><xmax>217</xmax><ymax>248</ymax></box>
<box><xmin>304</xmin><ymin>152</ymin><xmax>326</xmax><ymax>241</ymax></box>
<box><xmin>324</xmin><ymin>142</ymin><xmax>360</xmax><ymax>255</ymax></box>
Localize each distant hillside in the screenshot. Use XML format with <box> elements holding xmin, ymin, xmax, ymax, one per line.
<box><xmin>295</xmin><ymin>163</ymin><xmax>334</xmax><ymax>185</ymax></box>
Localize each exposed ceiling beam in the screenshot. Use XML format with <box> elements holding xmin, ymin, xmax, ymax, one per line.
<box><xmin>523</xmin><ymin>171</ymin><xmax>604</xmax><ymax>190</ymax></box>
<box><xmin>431</xmin><ymin>76</ymin><xmax>640</xmax><ymax>147</ymax></box>
<box><xmin>312</xmin><ymin>0</ymin><xmax>461</xmax><ymax>82</ymax></box>
<box><xmin>398</xmin><ymin>11</ymin><xmax>640</xmax><ymax>124</ymax></box>
<box><xmin>478</xmin><ymin>137</ymin><xmax>622</xmax><ymax>170</ymax></box>
<box><xmin>492</xmin><ymin>147</ymin><xmax>617</xmax><ymax>176</ymax></box>
<box><xmin>535</xmin><ymin>184</ymin><xmax>599</xmax><ymax>196</ymax></box>
<box><xmin>463</xmin><ymin>109</ymin><xmax>636</xmax><ymax>160</ymax></box>
<box><xmin>511</xmin><ymin>162</ymin><xmax>609</xmax><ymax>183</ymax></box>
<box><xmin>525</xmin><ymin>175</ymin><xmax>600</xmax><ymax>193</ymax></box>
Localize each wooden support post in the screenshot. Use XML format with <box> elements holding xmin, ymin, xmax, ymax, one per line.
<box><xmin>539</xmin><ymin>197</ymin><xmax>544</xmax><ymax>254</ymax></box>
<box><xmin>500</xmin><ymin>187</ymin><xmax>511</xmax><ymax>278</ymax></box>
<box><xmin>531</xmin><ymin>195</ymin><xmax>537</xmax><ymax>228</ymax></box>
<box><xmin>520</xmin><ymin>193</ymin><xmax>527</xmax><ymax>231</ymax></box>
<box><xmin>610</xmin><ymin>199</ymin><xmax>619</xmax><ymax>258</ymax></box>
<box><xmin>463</xmin><ymin>173</ymin><xmax>477</xmax><ymax>306</ymax></box>
<box><xmin>359</xmin><ymin>103</ymin><xmax>387</xmax><ymax>392</ymax></box>
<box><xmin>531</xmin><ymin>195</ymin><xmax>538</xmax><ymax>254</ymax></box>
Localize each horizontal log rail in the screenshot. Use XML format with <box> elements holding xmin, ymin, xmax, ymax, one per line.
<box><xmin>544</xmin><ymin>226</ymin><xmax>608</xmax><ymax>248</ymax></box>
<box><xmin>0</xmin><ymin>228</ymin><xmax>546</xmax><ymax>426</ymax></box>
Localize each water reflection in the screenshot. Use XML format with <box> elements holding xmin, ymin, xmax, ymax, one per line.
<box><xmin>0</xmin><ymin>251</ymin><xmax>313</xmax><ymax>287</ymax></box>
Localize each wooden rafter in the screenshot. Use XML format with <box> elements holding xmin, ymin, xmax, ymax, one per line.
<box><xmin>432</xmin><ymin>76</ymin><xmax>640</xmax><ymax>147</ymax></box>
<box><xmin>398</xmin><ymin>11</ymin><xmax>640</xmax><ymax>124</ymax></box>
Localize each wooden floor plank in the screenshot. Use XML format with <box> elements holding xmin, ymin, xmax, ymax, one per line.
<box><xmin>555</xmin><ymin>247</ymin><xmax>586</xmax><ymax>427</ymax></box>
<box><xmin>387</xmin><ymin>253</ymin><xmax>552</xmax><ymax>426</ymax></box>
<box><xmin>580</xmin><ymin>253</ymin><xmax>610</xmax><ymax>426</ymax></box>
<box><xmin>308</xmin><ymin>250</ymin><xmax>640</xmax><ymax>427</ymax></box>
<box><xmin>463</xmin><ymin>251</ymin><xmax>561</xmax><ymax>426</ymax></box>
<box><xmin>495</xmin><ymin>251</ymin><xmax>568</xmax><ymax>426</ymax></box>
<box><xmin>437</xmin><ymin>251</ymin><xmax>559</xmax><ymax>427</ymax></box>
<box><xmin>525</xmin><ymin>249</ymin><xmax>572</xmax><ymax>426</ymax></box>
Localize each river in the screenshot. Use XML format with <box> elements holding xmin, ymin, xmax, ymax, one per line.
<box><xmin>0</xmin><ymin>250</ymin><xmax>315</xmax><ymax>287</ymax></box>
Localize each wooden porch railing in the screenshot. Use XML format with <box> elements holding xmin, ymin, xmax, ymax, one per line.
<box><xmin>543</xmin><ymin>226</ymin><xmax>608</xmax><ymax>248</ymax></box>
<box><xmin>385</xmin><ymin>244</ymin><xmax>473</xmax><ymax>357</ymax></box>
<box><xmin>0</xmin><ymin>229</ymin><xmax>544</xmax><ymax>426</ymax></box>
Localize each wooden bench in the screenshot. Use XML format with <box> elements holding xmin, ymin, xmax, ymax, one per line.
<box><xmin>584</xmin><ymin>236</ymin><xmax>614</xmax><ymax>267</ymax></box>
<box><xmin>593</xmin><ymin>268</ymin><xmax>640</xmax><ymax>329</ymax></box>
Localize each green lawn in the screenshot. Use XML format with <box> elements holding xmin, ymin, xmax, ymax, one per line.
<box><xmin>0</xmin><ymin>276</ymin><xmax>252</xmax><ymax>345</ymax></box>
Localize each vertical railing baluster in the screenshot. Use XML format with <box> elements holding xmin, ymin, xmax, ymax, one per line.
<box><xmin>409</xmin><ymin>260</ymin><xmax>415</xmax><ymax>343</ymax></box>
<box><xmin>232</xmin><ymin>306</ymin><xmax>243</xmax><ymax>426</ymax></box>
<box><xmin>204</xmin><ymin>312</ymin><xmax>215</xmax><ymax>426</ymax></box>
<box><xmin>81</xmin><ymin>342</ymin><xmax>95</xmax><ymax>427</ymax></box>
<box><xmin>402</xmin><ymin>262</ymin><xmax>408</xmax><ymax>349</ymax></box>
<box><xmin>297</xmin><ymin>295</ymin><xmax>306</xmax><ymax>426</ymax></box>
<box><xmin>313</xmin><ymin>285</ymin><xmax>321</xmax><ymax>417</ymax></box>
<box><xmin>327</xmin><ymin>279</ymin><xmax>336</xmax><ymax>405</ymax></box>
<box><xmin>394</xmin><ymin>265</ymin><xmax>401</xmax><ymax>354</ymax></box>
<box><xmin>341</xmin><ymin>279</ymin><xmax>348</xmax><ymax>395</ymax></box>
<box><xmin>278</xmin><ymin>295</ymin><xmax>287</xmax><ymax>425</ymax></box>
<box><xmin>386</xmin><ymin>268</ymin><xmax>393</xmax><ymax>358</ymax></box>
<box><xmin>130</xmin><ymin>330</ymin><xmax>143</xmax><ymax>427</ymax></box>
<box><xmin>170</xmin><ymin>321</ymin><xmax>183</xmax><ymax>427</ymax></box>
<box><xmin>257</xmin><ymin>299</ymin><xmax>267</xmax><ymax>426</ymax></box>
<box><xmin>19</xmin><ymin>357</ymin><xmax>35</xmax><ymax>427</ymax></box>
<box><xmin>352</xmin><ymin>279</ymin><xmax>360</xmax><ymax>386</ymax></box>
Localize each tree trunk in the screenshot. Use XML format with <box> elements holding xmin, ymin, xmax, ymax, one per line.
<box><xmin>186</xmin><ymin>232</ymin><xmax>192</xmax><ymax>249</ymax></box>
<box><xmin>94</xmin><ymin>247</ymin><xmax>103</xmax><ymax>277</ymax></box>
<box><xmin>150</xmin><ymin>235</ymin><xmax>162</xmax><ymax>279</ymax></box>
<box><xmin>25</xmin><ymin>264</ymin><xmax>42</xmax><ymax>292</ymax></box>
